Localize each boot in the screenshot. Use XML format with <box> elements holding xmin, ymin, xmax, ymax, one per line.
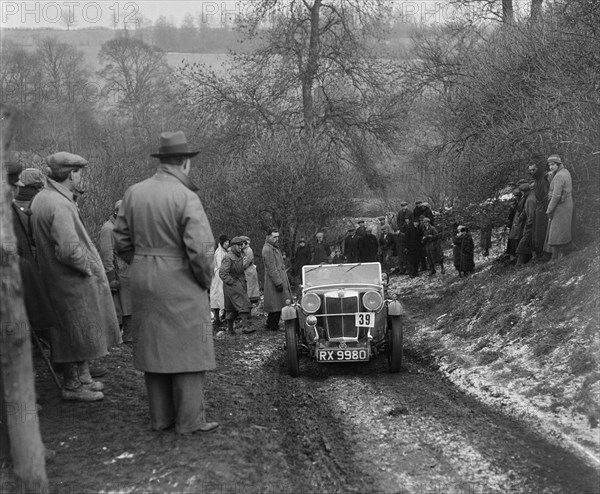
<box><xmin>77</xmin><ymin>362</ymin><xmax>105</xmax><ymax>392</ymax></box>
<box><xmin>61</xmin><ymin>363</ymin><xmax>103</xmax><ymax>402</ymax></box>
<box><xmin>440</xmin><ymin>263</ymin><xmax>445</xmax><ymax>274</ymax></box>
<box><xmin>227</xmin><ymin>319</ymin><xmax>238</xmax><ymax>335</ymax></box>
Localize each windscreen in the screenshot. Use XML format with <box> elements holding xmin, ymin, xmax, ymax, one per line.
<box><xmin>302</xmin><ymin>263</ymin><xmax>381</xmax><ymax>287</ymax></box>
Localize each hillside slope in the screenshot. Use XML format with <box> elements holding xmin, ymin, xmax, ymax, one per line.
<box><xmin>393</xmin><ymin>241</ymin><xmax>600</xmax><ymax>467</ymax></box>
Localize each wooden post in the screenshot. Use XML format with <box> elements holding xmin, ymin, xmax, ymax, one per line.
<box><xmin>0</xmin><ymin>104</ymin><xmax>49</xmax><ymax>492</ymax></box>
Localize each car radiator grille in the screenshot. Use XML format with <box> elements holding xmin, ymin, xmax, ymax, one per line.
<box><xmin>324</xmin><ymin>295</ymin><xmax>359</xmax><ymax>340</ymax></box>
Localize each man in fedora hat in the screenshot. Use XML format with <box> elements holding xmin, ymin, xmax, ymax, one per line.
<box><xmin>113</xmin><ymin>131</ymin><xmax>219</xmax><ymax>434</ymax></box>
<box><xmin>30</xmin><ymin>152</ymin><xmax>121</xmax><ymax>402</ymax></box>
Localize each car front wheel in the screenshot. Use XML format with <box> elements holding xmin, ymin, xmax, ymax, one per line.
<box><xmin>387</xmin><ymin>316</ymin><xmax>403</xmax><ymax>373</ymax></box>
<box><xmin>285</xmin><ymin>320</ymin><xmax>300</xmax><ymax>377</ymax></box>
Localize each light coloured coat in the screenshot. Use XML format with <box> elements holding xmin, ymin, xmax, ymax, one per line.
<box><xmin>545</xmin><ymin>166</ymin><xmax>573</xmax><ymax>247</ymax></box>
<box><xmin>262</xmin><ymin>240</ymin><xmax>293</xmax><ymax>313</ymax></box>
<box><xmin>210</xmin><ymin>244</ymin><xmax>227</xmax><ymax>310</ymax></box>
<box><xmin>30</xmin><ymin>178</ymin><xmax>120</xmax><ymax>362</ymax></box>
<box><xmin>244</xmin><ymin>245</ymin><xmax>260</xmax><ymax>301</ymax></box>
<box><xmin>113</xmin><ymin>165</ymin><xmax>216</xmax><ymax>373</ymax></box>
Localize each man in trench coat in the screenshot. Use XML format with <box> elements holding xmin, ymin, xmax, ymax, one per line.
<box><xmin>262</xmin><ymin>229</ymin><xmax>293</xmax><ymax>331</ymax></box>
<box><xmin>30</xmin><ymin>152</ymin><xmax>121</xmax><ymax>402</ymax></box>
<box><xmin>113</xmin><ymin>131</ymin><xmax>218</xmax><ymax>434</ymax></box>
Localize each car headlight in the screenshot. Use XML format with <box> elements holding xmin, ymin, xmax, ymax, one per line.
<box><xmin>362</xmin><ymin>290</ymin><xmax>383</xmax><ymax>311</ymax></box>
<box><xmin>301</xmin><ymin>293</ymin><xmax>321</xmax><ymax>313</ymax></box>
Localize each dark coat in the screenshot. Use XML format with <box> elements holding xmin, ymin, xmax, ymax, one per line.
<box><xmin>220</xmin><ymin>250</ymin><xmax>252</xmax><ymax>313</ymax></box>
<box><xmin>113</xmin><ymin>165</ymin><xmax>215</xmax><ymax>373</ymax></box>
<box><xmin>397</xmin><ymin>209</ymin><xmax>414</xmax><ymax>231</ymax></box>
<box><xmin>293</xmin><ymin>244</ymin><xmax>312</xmax><ymax>275</ymax></box>
<box><xmin>262</xmin><ymin>241</ymin><xmax>293</xmax><ymax>312</ymax></box>
<box><xmin>453</xmin><ymin>232</ymin><xmax>475</xmax><ymax>272</ymax></box>
<box><xmin>343</xmin><ymin>234</ymin><xmax>360</xmax><ymax>262</ymax></box>
<box><xmin>516</xmin><ymin>190</ymin><xmax>537</xmax><ymax>256</ymax></box>
<box><xmin>422</xmin><ymin>225</ymin><xmax>443</xmax><ymax>262</ymax></box>
<box><xmin>12</xmin><ymin>199</ymin><xmax>55</xmax><ymax>330</ymax></box>
<box><xmin>414</xmin><ymin>205</ymin><xmax>434</xmax><ymax>225</ymax></box>
<box><xmin>532</xmin><ymin>172</ymin><xmax>550</xmax><ymax>253</ymax></box>
<box><xmin>358</xmin><ymin>233</ymin><xmax>379</xmax><ymax>262</ymax></box>
<box><xmin>405</xmin><ymin>223</ymin><xmax>424</xmax><ymax>259</ymax></box>
<box><xmin>30</xmin><ymin>179</ymin><xmax>120</xmax><ymax>363</ymax></box>
<box><xmin>311</xmin><ymin>241</ymin><xmax>331</xmax><ymax>264</ymax></box>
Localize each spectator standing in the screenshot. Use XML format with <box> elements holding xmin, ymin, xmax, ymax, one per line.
<box><xmin>311</xmin><ymin>231</ymin><xmax>331</xmax><ymax>264</ymax></box>
<box><xmin>220</xmin><ymin>237</ymin><xmax>254</xmax><ymax>334</ymax></box>
<box><xmin>262</xmin><ymin>229</ymin><xmax>293</xmax><ymax>331</ymax></box>
<box><xmin>11</xmin><ymin>168</ymin><xmax>55</xmax><ymax>333</ymax></box>
<box><xmin>358</xmin><ymin>227</ymin><xmax>379</xmax><ymax>262</ymax></box>
<box><xmin>545</xmin><ymin>154</ymin><xmax>573</xmax><ymax>261</ymax></box>
<box><xmin>343</xmin><ymin>227</ymin><xmax>360</xmax><ymax>263</ymax></box>
<box><xmin>99</xmin><ymin>200</ymin><xmax>133</xmax><ymax>343</ymax></box>
<box><xmin>379</xmin><ymin>225</ymin><xmax>395</xmax><ymax>274</ymax></box>
<box><xmin>453</xmin><ymin>225</ymin><xmax>475</xmax><ymax>277</ymax></box>
<box><xmin>241</xmin><ymin>236</ymin><xmax>261</xmax><ymax>305</ymax></box>
<box><xmin>355</xmin><ymin>219</ymin><xmax>367</xmax><ymax>237</ymax></box>
<box><xmin>293</xmin><ymin>237</ymin><xmax>312</xmax><ymax>281</ymax></box>
<box><xmin>31</xmin><ymin>152</ymin><xmax>120</xmax><ymax>402</ymax></box>
<box><xmin>210</xmin><ymin>235</ymin><xmax>229</xmax><ymax>330</ymax></box>
<box><xmin>396</xmin><ymin>201</ymin><xmax>413</xmax><ymax>274</ymax></box>
<box><xmin>529</xmin><ymin>161</ymin><xmax>550</xmax><ymax>260</ymax></box>
<box><xmin>405</xmin><ymin>217</ymin><xmax>424</xmax><ymax>278</ymax></box>
<box><xmin>113</xmin><ymin>131</ymin><xmax>218</xmax><ymax>434</ymax></box>
<box><xmin>516</xmin><ymin>183</ymin><xmax>537</xmax><ymax>266</ymax></box>
<box><xmin>422</xmin><ymin>217</ymin><xmax>444</xmax><ymax>275</ymax></box>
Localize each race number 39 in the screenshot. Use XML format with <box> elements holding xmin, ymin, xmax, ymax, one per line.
<box><xmin>355</xmin><ymin>312</ymin><xmax>375</xmax><ymax>327</ymax></box>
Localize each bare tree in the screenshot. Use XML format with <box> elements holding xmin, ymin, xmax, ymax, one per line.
<box><xmin>98</xmin><ymin>37</ymin><xmax>170</xmax><ymax>128</ymax></box>
<box><xmin>60</xmin><ymin>8</ymin><xmax>78</xmax><ymax>30</ymax></box>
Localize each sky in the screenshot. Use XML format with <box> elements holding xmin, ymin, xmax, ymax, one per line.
<box><xmin>1</xmin><ymin>1</ymin><xmax>531</xmax><ymax>30</ymax></box>
<box><xmin>0</xmin><ymin>1</ymin><xmax>244</xmax><ymax>29</ymax></box>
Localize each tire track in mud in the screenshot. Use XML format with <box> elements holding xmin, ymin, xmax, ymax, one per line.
<box><xmin>248</xmin><ymin>329</ymin><xmax>598</xmax><ymax>494</ymax></box>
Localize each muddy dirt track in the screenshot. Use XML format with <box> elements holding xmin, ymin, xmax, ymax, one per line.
<box><xmin>28</xmin><ymin>307</ymin><xmax>599</xmax><ymax>494</ymax></box>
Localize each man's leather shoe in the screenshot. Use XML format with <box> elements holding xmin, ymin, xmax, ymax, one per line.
<box><xmin>242</xmin><ymin>327</ymin><xmax>256</xmax><ymax>334</ymax></box>
<box><xmin>61</xmin><ymin>387</ymin><xmax>104</xmax><ymax>402</ymax></box>
<box><xmin>89</xmin><ymin>364</ymin><xmax>107</xmax><ymax>378</ymax></box>
<box><xmin>182</xmin><ymin>422</ymin><xmax>219</xmax><ymax>435</ymax></box>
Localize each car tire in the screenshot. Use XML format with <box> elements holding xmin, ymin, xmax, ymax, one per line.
<box><xmin>285</xmin><ymin>320</ymin><xmax>300</xmax><ymax>377</ymax></box>
<box><xmin>387</xmin><ymin>316</ymin><xmax>403</xmax><ymax>373</ymax></box>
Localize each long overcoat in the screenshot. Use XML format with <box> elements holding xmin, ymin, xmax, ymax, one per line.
<box><xmin>210</xmin><ymin>245</ymin><xmax>227</xmax><ymax>310</ymax></box>
<box><xmin>30</xmin><ymin>179</ymin><xmax>120</xmax><ymax>362</ymax></box>
<box><xmin>532</xmin><ymin>171</ymin><xmax>550</xmax><ymax>253</ymax></box>
<box><xmin>422</xmin><ymin>225</ymin><xmax>444</xmax><ymax>263</ymax></box>
<box><xmin>244</xmin><ymin>246</ymin><xmax>261</xmax><ymax>301</ymax></box>
<box><xmin>453</xmin><ymin>232</ymin><xmax>475</xmax><ymax>272</ymax></box>
<box><xmin>516</xmin><ymin>190</ymin><xmax>537</xmax><ymax>256</ymax></box>
<box><xmin>357</xmin><ymin>233</ymin><xmax>379</xmax><ymax>262</ymax></box>
<box><xmin>99</xmin><ymin>217</ymin><xmax>132</xmax><ymax>318</ymax></box>
<box><xmin>113</xmin><ymin>166</ymin><xmax>215</xmax><ymax>373</ymax></box>
<box><xmin>545</xmin><ymin>166</ymin><xmax>573</xmax><ymax>247</ymax></box>
<box><xmin>219</xmin><ymin>250</ymin><xmax>252</xmax><ymax>313</ymax></box>
<box><xmin>262</xmin><ymin>241</ymin><xmax>293</xmax><ymax>313</ymax></box>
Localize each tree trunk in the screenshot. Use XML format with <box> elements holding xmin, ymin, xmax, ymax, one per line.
<box><xmin>0</xmin><ymin>104</ymin><xmax>48</xmax><ymax>493</ymax></box>
<box><xmin>502</xmin><ymin>0</ymin><xmax>514</xmax><ymax>24</ymax></box>
<box><xmin>302</xmin><ymin>0</ymin><xmax>322</xmax><ymax>132</ymax></box>
<box><xmin>530</xmin><ymin>0</ymin><xmax>543</xmax><ymax>22</ymax></box>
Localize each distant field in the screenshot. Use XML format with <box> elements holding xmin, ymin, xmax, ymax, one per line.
<box><xmin>2</xmin><ymin>28</ymin><xmax>231</xmax><ymax>74</ymax></box>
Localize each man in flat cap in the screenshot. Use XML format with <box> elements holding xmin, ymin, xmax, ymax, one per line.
<box><xmin>113</xmin><ymin>131</ymin><xmax>218</xmax><ymax>434</ymax></box>
<box><xmin>355</xmin><ymin>219</ymin><xmax>367</xmax><ymax>237</ymax></box>
<box><xmin>219</xmin><ymin>237</ymin><xmax>255</xmax><ymax>334</ymax></box>
<box><xmin>99</xmin><ymin>200</ymin><xmax>133</xmax><ymax>343</ymax></box>
<box><xmin>30</xmin><ymin>152</ymin><xmax>121</xmax><ymax>402</ymax></box>
<box><xmin>292</xmin><ymin>236</ymin><xmax>311</xmax><ymax>286</ymax></box>
<box><xmin>396</xmin><ymin>201</ymin><xmax>413</xmax><ymax>275</ymax></box>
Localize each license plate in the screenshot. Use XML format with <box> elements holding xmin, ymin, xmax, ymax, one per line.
<box><xmin>317</xmin><ymin>349</ymin><xmax>369</xmax><ymax>362</ymax></box>
<box><xmin>355</xmin><ymin>312</ymin><xmax>375</xmax><ymax>328</ymax></box>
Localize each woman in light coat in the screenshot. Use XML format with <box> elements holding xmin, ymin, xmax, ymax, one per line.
<box><xmin>241</xmin><ymin>238</ymin><xmax>261</xmax><ymax>304</ymax></box>
<box><xmin>210</xmin><ymin>235</ymin><xmax>229</xmax><ymax>327</ymax></box>
<box><xmin>544</xmin><ymin>155</ymin><xmax>573</xmax><ymax>260</ymax></box>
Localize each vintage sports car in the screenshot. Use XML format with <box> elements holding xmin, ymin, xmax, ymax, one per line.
<box><xmin>282</xmin><ymin>262</ymin><xmax>404</xmax><ymax>377</ymax></box>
